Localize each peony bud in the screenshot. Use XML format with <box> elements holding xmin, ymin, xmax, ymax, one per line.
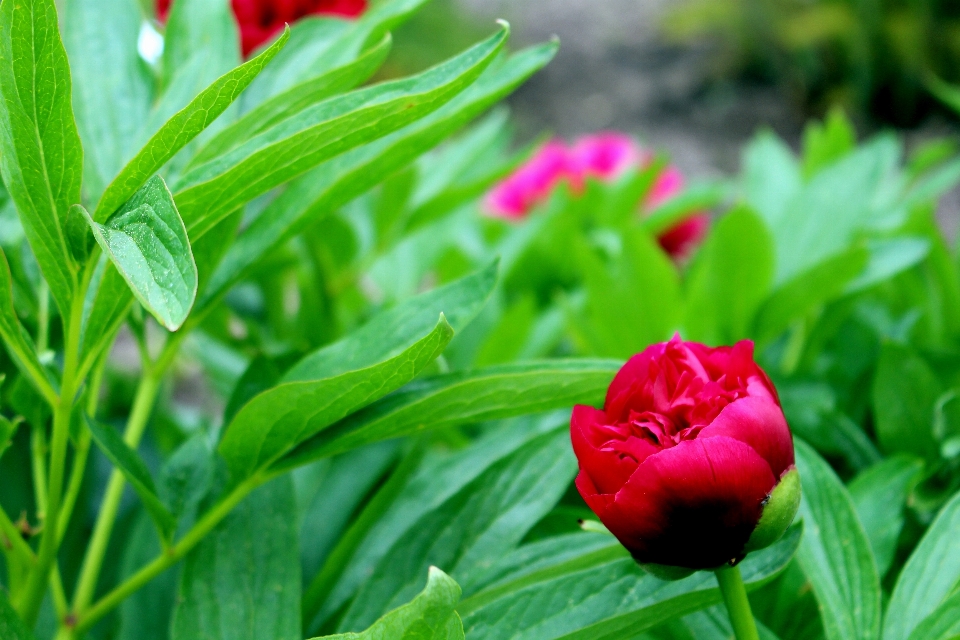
<box><xmin>570</xmin><ymin>335</ymin><xmax>798</xmax><ymax>570</ymax></box>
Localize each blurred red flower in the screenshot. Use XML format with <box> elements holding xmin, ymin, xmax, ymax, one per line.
<box><xmin>571</xmin><ymin>336</ymin><xmax>796</xmax><ymax>569</ymax></box>
<box><xmin>157</xmin><ymin>0</ymin><xmax>366</xmax><ymax>56</ymax></box>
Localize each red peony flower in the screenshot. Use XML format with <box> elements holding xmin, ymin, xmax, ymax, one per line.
<box><xmin>483</xmin><ymin>133</ymin><xmax>709</xmax><ymax>259</ymax></box>
<box><xmin>571</xmin><ymin>336</ymin><xmax>798</xmax><ymax>570</ymax></box>
<box><xmin>157</xmin><ymin>0</ymin><xmax>366</xmax><ymax>56</ymax></box>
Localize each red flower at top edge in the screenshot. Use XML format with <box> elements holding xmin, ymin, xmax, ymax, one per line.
<box><xmin>157</xmin><ymin>0</ymin><xmax>367</xmax><ymax>56</ymax></box>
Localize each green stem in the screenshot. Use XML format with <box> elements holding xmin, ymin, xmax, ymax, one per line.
<box><xmin>69</xmin><ymin>371</ymin><xmax>161</xmax><ymax>613</ymax></box>
<box><xmin>69</xmin><ymin>332</ymin><xmax>185</xmax><ymax>618</ymax></box>
<box><xmin>715</xmin><ymin>564</ymin><xmax>760</xmax><ymax>640</ymax></box>
<box><xmin>30</xmin><ymin>425</ymin><xmax>49</xmax><ymax>518</ymax></box>
<box><xmin>72</xmin><ymin>474</ymin><xmax>263</xmax><ymax>635</ymax></box>
<box><xmin>16</xmin><ymin>289</ymin><xmax>85</xmax><ymax>626</ymax></box>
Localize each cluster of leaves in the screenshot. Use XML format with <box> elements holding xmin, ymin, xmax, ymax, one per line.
<box><xmin>1</xmin><ymin>0</ymin><xmax>960</xmax><ymax>638</ymax></box>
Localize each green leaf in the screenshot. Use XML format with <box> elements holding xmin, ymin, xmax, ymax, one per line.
<box><xmin>742</xmin><ymin>131</ymin><xmax>802</xmax><ymax>232</ymax></box>
<box><xmin>0</xmin><ymin>414</ymin><xmax>18</xmax><ymax>457</ymax></box>
<box><xmin>171</xmin><ymin>476</ymin><xmax>301</xmax><ymax>640</ymax></box>
<box><xmin>0</xmin><ymin>0</ymin><xmax>83</xmax><ymax>316</ymax></box>
<box><xmin>683</xmin><ymin>206</ymin><xmax>774</xmax><ymax>344</ymax></box>
<box><xmin>457</xmin><ymin>525</ymin><xmax>801</xmax><ymax>639</ymax></box>
<box><xmin>172</xmin><ymin>25</ymin><xmax>509</xmax><ymax>239</ymax></box>
<box><xmin>753</xmin><ymin>246</ymin><xmax>868</xmax><ymax>343</ymax></box>
<box><xmin>93</xmin><ymin>30</ymin><xmax>289</xmax><ymax>222</ymax></box>
<box><xmin>306</xmin><ymin>412</ymin><xmax>578</xmax><ymax>631</ymax></box>
<box><xmin>337</xmin><ymin>428</ymin><xmax>576</xmax><ymax>632</ymax></box>
<box><xmin>884</xmin><ymin>489</ymin><xmax>960</xmax><ymax>640</ymax></box>
<box><xmin>872</xmin><ymin>343</ymin><xmax>941</xmax><ymax>459</ymax></box>
<box><xmin>640</xmin><ymin>180</ymin><xmax>730</xmax><ymax>236</ymax></box>
<box><xmin>81</xmin><ymin>176</ymin><xmax>198</xmax><ymax>331</ymax></box>
<box><xmin>286</xmin><ymin>261</ymin><xmax>497</xmax><ymax>382</ymax></box>
<box><xmin>571</xmin><ymin>228</ymin><xmax>681</xmax><ymax>358</ymax></box>
<box><xmin>904</xmin><ymin>590</ymin><xmax>960</xmax><ymax>640</ymax></box>
<box><xmin>64</xmin><ymin>0</ymin><xmax>153</xmax><ymax>203</ymax></box>
<box><xmin>193</xmin><ymin>33</ymin><xmax>393</xmax><ymax>167</ymax></box>
<box><xmin>158</xmin><ymin>433</ymin><xmax>216</xmax><ymax>530</ymax></box>
<box><xmin>845</xmin><ymin>238</ymin><xmax>931</xmax><ymax>294</ymax></box>
<box><xmin>848</xmin><ymin>456</ymin><xmax>923</xmax><ymax>577</ymax></box>
<box><xmin>161</xmin><ymin>0</ymin><xmax>239</xmax><ymax>89</ymax></box>
<box><xmin>219</xmin><ymin>316</ymin><xmax>454</xmax><ymax>481</ymax></box>
<box><xmin>200</xmin><ymin>42</ymin><xmax>556</xmax><ymax>308</ymax></box>
<box><xmin>802</xmin><ymin>107</ymin><xmax>856</xmax><ymax>177</ymax></box>
<box><xmin>278</xmin><ymin>359</ymin><xmax>620</xmax><ymax>468</ymax></box>
<box><xmin>0</xmin><ymin>248</ymin><xmax>56</xmax><ymax>404</ymax></box>
<box><xmin>116</xmin><ymin>512</ymin><xmax>179</xmax><ymax>640</ymax></box>
<box><xmin>794</xmin><ymin>440</ymin><xmax>881</xmax><ymax>640</ymax></box>
<box><xmin>86</xmin><ymin>416</ymin><xmax>177</xmax><ymax>541</ymax></box>
<box><xmin>244</xmin><ymin>0</ymin><xmax>429</xmax><ymax>102</ymax></box>
<box><xmin>313</xmin><ymin>567</ymin><xmax>464</xmax><ymax>640</ymax></box>
<box><xmin>0</xmin><ymin>589</ymin><xmax>34</xmax><ymax>640</ymax></box>
<box><xmin>657</xmin><ymin>605</ymin><xmax>782</xmax><ymax>640</ymax></box>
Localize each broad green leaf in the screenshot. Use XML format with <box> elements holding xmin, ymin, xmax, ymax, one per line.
<box><xmin>0</xmin><ymin>248</ymin><xmax>55</xmax><ymax>404</ymax></box>
<box><xmin>905</xmin><ymin>590</ymin><xmax>960</xmax><ymax>640</ymax></box>
<box><xmin>172</xmin><ymin>26</ymin><xmax>509</xmax><ymax>238</ymax></box>
<box><xmin>64</xmin><ymin>0</ymin><xmax>152</xmax><ymax>203</ymax></box>
<box><xmin>81</xmin><ymin>176</ymin><xmax>198</xmax><ymax>331</ymax></box>
<box><xmin>0</xmin><ymin>589</ymin><xmax>34</xmax><ymax>640</ymax></box>
<box><xmin>743</xmin><ymin>131</ymin><xmax>802</xmax><ymax>232</ymax></box>
<box><xmin>572</xmin><ymin>228</ymin><xmax>681</xmax><ymax>358</ymax></box>
<box><xmin>794</xmin><ymin>440</ymin><xmax>881</xmax><ymax>640</ymax></box>
<box><xmin>884</xmin><ymin>489</ymin><xmax>960</xmax><ymax>640</ymax></box>
<box><xmin>457</xmin><ymin>525</ymin><xmax>802</xmax><ymax>639</ymax></box>
<box><xmin>116</xmin><ymin>512</ymin><xmax>179</xmax><ymax>640</ymax></box>
<box><xmin>299</xmin><ymin>442</ymin><xmax>400</xmax><ymax>591</ymax></box>
<box><xmin>193</xmin><ymin>34</ymin><xmax>392</xmax><ymax>166</ymax></box>
<box><xmin>219</xmin><ymin>316</ymin><xmax>453</xmax><ymax>481</ymax></box>
<box><xmin>0</xmin><ymin>0</ymin><xmax>83</xmax><ymax>316</ymax></box>
<box><xmin>86</xmin><ymin>417</ymin><xmax>177</xmax><ymax>540</ymax></box>
<box><xmin>307</xmin><ymin>412</ymin><xmax>571</xmax><ymax>630</ymax></box>
<box><xmin>94</xmin><ymin>31</ymin><xmax>289</xmax><ymax>222</ymax></box>
<box><xmin>656</xmin><ymin>605</ymin><xmax>782</xmax><ymax>640</ymax></box>
<box><xmin>313</xmin><ymin>567</ymin><xmax>464</xmax><ymax>640</ymax></box>
<box><xmin>753</xmin><ymin>246</ymin><xmax>868</xmax><ymax>343</ymax></box>
<box><xmin>337</xmin><ymin>428</ymin><xmax>576</xmax><ymax>632</ymax></box>
<box><xmin>802</xmin><ymin>108</ymin><xmax>856</xmax><ymax>177</ymax></box>
<box><xmin>171</xmin><ymin>476</ymin><xmax>300</xmax><ymax>640</ymax></box>
<box><xmin>848</xmin><ymin>456</ymin><xmax>923</xmax><ymax>577</ymax></box>
<box><xmin>200</xmin><ymin>42</ymin><xmax>556</xmax><ymax>308</ymax></box>
<box><xmin>277</xmin><ymin>359</ymin><xmax>620</xmax><ymax>468</ymax></box>
<box><xmin>640</xmin><ymin>180</ymin><xmax>730</xmax><ymax>236</ymax></box>
<box><xmin>161</xmin><ymin>0</ymin><xmax>239</xmax><ymax>89</ymax></box>
<box><xmin>845</xmin><ymin>238</ymin><xmax>931</xmax><ymax>294</ymax></box>
<box><xmin>158</xmin><ymin>433</ymin><xmax>216</xmax><ymax>530</ymax></box>
<box><xmin>683</xmin><ymin>206</ymin><xmax>774</xmax><ymax>344</ymax></box>
<box><xmin>872</xmin><ymin>343</ymin><xmax>941</xmax><ymax>459</ymax></box>
<box><xmin>285</xmin><ymin>261</ymin><xmax>497</xmax><ymax>382</ymax></box>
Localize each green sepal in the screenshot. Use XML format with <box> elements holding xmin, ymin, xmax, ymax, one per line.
<box><xmin>744</xmin><ymin>466</ymin><xmax>801</xmax><ymax>553</ymax></box>
<box><xmin>638</xmin><ymin>563</ymin><xmax>697</xmax><ymax>581</ymax></box>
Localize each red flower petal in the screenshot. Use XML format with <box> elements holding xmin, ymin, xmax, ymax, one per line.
<box><xmin>571</xmin><ymin>405</ymin><xmax>645</xmax><ymax>494</ymax></box>
<box><xmin>603</xmin><ymin>436</ymin><xmax>776</xmax><ymax>568</ymax></box>
<box><xmin>698</xmin><ymin>396</ymin><xmax>794</xmax><ymax>479</ymax></box>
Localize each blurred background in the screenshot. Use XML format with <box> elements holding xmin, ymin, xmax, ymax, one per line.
<box><xmin>389</xmin><ymin>0</ymin><xmax>960</xmax><ymax>238</ymax></box>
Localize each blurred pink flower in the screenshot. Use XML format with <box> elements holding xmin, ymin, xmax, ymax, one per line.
<box><xmin>484</xmin><ymin>140</ymin><xmax>571</xmax><ymax>219</ymax></box>
<box><xmin>484</xmin><ymin>132</ymin><xmax>709</xmax><ymax>259</ymax></box>
<box><xmin>568</xmin><ymin>132</ymin><xmax>646</xmax><ymax>184</ymax></box>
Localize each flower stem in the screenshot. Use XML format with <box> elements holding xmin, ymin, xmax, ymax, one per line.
<box><xmin>715</xmin><ymin>564</ymin><xmax>760</xmax><ymax>640</ymax></box>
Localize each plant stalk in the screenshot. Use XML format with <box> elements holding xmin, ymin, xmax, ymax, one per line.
<box><xmin>69</xmin><ymin>371</ymin><xmax>161</xmax><ymax>613</ymax></box>
<box><xmin>16</xmin><ymin>289</ymin><xmax>86</xmax><ymax>625</ymax></box>
<box><xmin>715</xmin><ymin>564</ymin><xmax>761</xmax><ymax>640</ymax></box>
<box><xmin>72</xmin><ymin>474</ymin><xmax>264</xmax><ymax>635</ymax></box>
